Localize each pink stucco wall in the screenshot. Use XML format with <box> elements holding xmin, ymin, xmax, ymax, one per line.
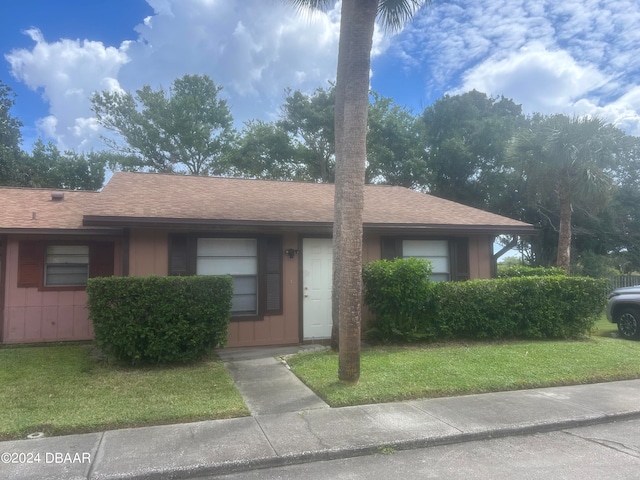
<box><xmin>1</xmin><ymin>230</ymin><xmax>495</xmax><ymax>345</ymax></box>
<box><xmin>2</xmin><ymin>235</ymin><xmax>122</xmax><ymax>344</ymax></box>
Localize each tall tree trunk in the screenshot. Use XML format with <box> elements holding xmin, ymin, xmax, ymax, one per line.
<box><xmin>332</xmin><ymin>0</ymin><xmax>377</xmax><ymax>384</ymax></box>
<box><xmin>556</xmin><ymin>188</ymin><xmax>572</xmax><ymax>273</ymax></box>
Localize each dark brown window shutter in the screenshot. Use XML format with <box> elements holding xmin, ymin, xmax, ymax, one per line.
<box><xmin>381</xmin><ymin>237</ymin><xmax>401</xmax><ymax>260</ymax></box>
<box><xmin>89</xmin><ymin>242</ymin><xmax>115</xmax><ymax>278</ymax></box>
<box><xmin>451</xmin><ymin>238</ymin><xmax>470</xmax><ymax>281</ymax></box>
<box><xmin>17</xmin><ymin>241</ymin><xmax>44</xmax><ymax>288</ymax></box>
<box><xmin>169</xmin><ymin>234</ymin><xmax>190</xmax><ymax>276</ymax></box>
<box><xmin>264</xmin><ymin>236</ymin><xmax>282</xmax><ymax>315</ymax></box>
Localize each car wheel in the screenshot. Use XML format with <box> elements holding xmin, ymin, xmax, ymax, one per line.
<box><xmin>617</xmin><ymin>307</ymin><xmax>640</xmax><ymax>340</ymax></box>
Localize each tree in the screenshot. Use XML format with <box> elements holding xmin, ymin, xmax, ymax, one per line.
<box><xmin>14</xmin><ymin>139</ymin><xmax>106</xmax><ymax>190</ymax></box>
<box><xmin>510</xmin><ymin>114</ymin><xmax>625</xmax><ymax>273</ymax></box>
<box><xmin>226</xmin><ymin>120</ymin><xmax>302</xmax><ymax>180</ymax></box>
<box><xmin>91</xmin><ymin>74</ymin><xmax>235</xmax><ymax>175</ymax></box>
<box><xmin>421</xmin><ymin>90</ymin><xmax>526</xmax><ymax>213</ymax></box>
<box><xmin>367</xmin><ymin>92</ymin><xmax>426</xmax><ymax>187</ymax></box>
<box><xmin>599</xmin><ymin>135</ymin><xmax>640</xmax><ymax>273</ymax></box>
<box><xmin>279</xmin><ymin>86</ymin><xmax>336</xmax><ymax>182</ymax></box>
<box><xmin>1</xmin><ymin>81</ymin><xmax>106</xmax><ymax>190</ymax></box>
<box><xmin>0</xmin><ymin>80</ymin><xmax>23</xmax><ymax>185</ymax></box>
<box><xmin>229</xmin><ymin>86</ymin><xmax>424</xmax><ymax>185</ymax></box>
<box><xmin>226</xmin><ymin>86</ymin><xmax>335</xmax><ymax>182</ymax></box>
<box><xmin>289</xmin><ymin>0</ymin><xmax>431</xmax><ymax>384</ymax></box>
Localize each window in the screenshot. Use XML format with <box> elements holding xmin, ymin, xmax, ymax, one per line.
<box><xmin>169</xmin><ymin>234</ymin><xmax>283</xmax><ymax>319</ymax></box>
<box><xmin>17</xmin><ymin>241</ymin><xmax>115</xmax><ymax>290</ymax></box>
<box><xmin>403</xmin><ymin>240</ymin><xmax>450</xmax><ymax>282</ymax></box>
<box><xmin>381</xmin><ymin>237</ymin><xmax>469</xmax><ymax>282</ymax></box>
<box><xmin>45</xmin><ymin>245</ymin><xmax>90</xmax><ymax>286</ymax></box>
<box><xmin>197</xmin><ymin>238</ymin><xmax>258</xmax><ymax>315</ymax></box>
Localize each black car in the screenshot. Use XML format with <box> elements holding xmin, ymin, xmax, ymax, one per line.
<box><xmin>607</xmin><ymin>286</ymin><xmax>640</xmax><ymax>340</ymax></box>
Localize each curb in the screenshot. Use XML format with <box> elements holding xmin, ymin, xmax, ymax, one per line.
<box><xmin>111</xmin><ymin>410</ymin><xmax>640</xmax><ymax>480</ymax></box>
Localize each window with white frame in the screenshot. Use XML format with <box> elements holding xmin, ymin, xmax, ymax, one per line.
<box><xmin>44</xmin><ymin>245</ymin><xmax>90</xmax><ymax>286</ymax></box>
<box><xmin>196</xmin><ymin>238</ymin><xmax>258</xmax><ymax>315</ymax></box>
<box><xmin>402</xmin><ymin>240</ymin><xmax>450</xmax><ymax>282</ymax></box>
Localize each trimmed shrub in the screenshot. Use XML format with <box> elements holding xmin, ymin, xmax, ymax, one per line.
<box><xmin>87</xmin><ymin>275</ymin><xmax>233</xmax><ymax>364</ymax></box>
<box><xmin>362</xmin><ymin>258</ymin><xmax>437</xmax><ymax>341</ymax></box>
<box><xmin>434</xmin><ymin>276</ymin><xmax>608</xmax><ymax>340</ymax></box>
<box><xmin>363</xmin><ymin>257</ymin><xmax>608</xmax><ymax>342</ymax></box>
<box><xmin>497</xmin><ymin>265</ymin><xmax>567</xmax><ymax>278</ymax></box>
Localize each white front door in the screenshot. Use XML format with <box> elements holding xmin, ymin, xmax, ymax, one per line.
<box><xmin>302</xmin><ymin>238</ymin><xmax>333</xmax><ymax>340</ymax></box>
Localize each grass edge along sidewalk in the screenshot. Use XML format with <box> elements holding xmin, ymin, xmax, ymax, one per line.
<box><xmin>287</xmin><ymin>322</ymin><xmax>640</xmax><ymax>407</ymax></box>
<box><xmin>2</xmin><ymin>319</ymin><xmax>639</xmax><ymax>440</ymax></box>
<box><xmin>0</xmin><ymin>344</ymin><xmax>249</xmax><ymax>441</ymax></box>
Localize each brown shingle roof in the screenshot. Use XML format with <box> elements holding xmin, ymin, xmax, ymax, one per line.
<box><xmin>82</xmin><ymin>172</ymin><xmax>533</xmax><ymax>233</ymax></box>
<box><xmin>0</xmin><ymin>187</ymin><xmax>105</xmax><ymax>232</ymax></box>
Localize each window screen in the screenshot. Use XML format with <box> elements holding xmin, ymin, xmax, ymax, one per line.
<box><xmin>402</xmin><ymin>240</ymin><xmax>450</xmax><ymax>281</ymax></box>
<box><xmin>196</xmin><ymin>238</ymin><xmax>258</xmax><ymax>315</ymax></box>
<box><xmin>45</xmin><ymin>245</ymin><xmax>90</xmax><ymax>286</ymax></box>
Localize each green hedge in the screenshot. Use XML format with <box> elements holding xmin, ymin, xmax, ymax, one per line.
<box><xmin>434</xmin><ymin>276</ymin><xmax>607</xmax><ymax>340</ymax></box>
<box><xmin>363</xmin><ymin>258</ymin><xmax>438</xmax><ymax>341</ymax></box>
<box><xmin>87</xmin><ymin>275</ymin><xmax>233</xmax><ymax>364</ymax></box>
<box><xmin>363</xmin><ymin>259</ymin><xmax>607</xmax><ymax>342</ymax></box>
<box><xmin>497</xmin><ymin>265</ymin><xmax>567</xmax><ymax>278</ymax></box>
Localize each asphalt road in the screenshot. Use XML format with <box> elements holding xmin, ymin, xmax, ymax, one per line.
<box><xmin>201</xmin><ymin>418</ymin><xmax>640</xmax><ymax>479</ymax></box>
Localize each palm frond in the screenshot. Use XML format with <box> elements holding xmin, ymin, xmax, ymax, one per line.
<box><xmin>377</xmin><ymin>0</ymin><xmax>431</xmax><ymax>32</ymax></box>
<box><xmin>285</xmin><ymin>0</ymin><xmax>336</xmax><ymax>12</ymax></box>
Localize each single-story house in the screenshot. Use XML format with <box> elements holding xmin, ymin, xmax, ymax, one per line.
<box><xmin>0</xmin><ymin>172</ymin><xmax>534</xmax><ymax>347</ymax></box>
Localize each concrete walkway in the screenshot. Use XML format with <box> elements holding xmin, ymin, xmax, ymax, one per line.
<box><xmin>3</xmin><ymin>352</ymin><xmax>640</xmax><ymax>480</ymax></box>
<box><xmin>217</xmin><ymin>345</ymin><xmax>329</xmax><ymax>415</ymax></box>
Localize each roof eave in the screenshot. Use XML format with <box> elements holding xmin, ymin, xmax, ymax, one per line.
<box><xmin>82</xmin><ymin>215</ymin><xmax>535</xmax><ymax>235</ymax></box>
<box><xmin>364</xmin><ymin>223</ymin><xmax>537</xmax><ymax>235</ymax></box>
<box><xmin>83</xmin><ymin>215</ymin><xmax>334</xmax><ymax>230</ymax></box>
<box><xmin>0</xmin><ymin>227</ymin><xmax>124</xmax><ymax>236</ymax></box>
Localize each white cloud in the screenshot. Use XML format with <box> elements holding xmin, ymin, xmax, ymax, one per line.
<box><xmin>393</xmin><ymin>0</ymin><xmax>640</xmax><ymax>135</ymax></box>
<box><xmin>6</xmin><ymin>28</ymin><xmax>130</xmax><ymax>150</ymax></box>
<box><xmin>111</xmin><ymin>0</ymin><xmax>344</xmax><ymax>124</ymax></box>
<box><xmin>5</xmin><ymin>0</ymin><xmax>345</xmax><ymax>151</ymax></box>
<box><xmin>6</xmin><ymin>0</ymin><xmax>639</xmax><ymax>152</ymax></box>
<box><xmin>400</xmin><ymin>0</ymin><xmax>556</xmax><ymax>86</ymax></box>
<box><xmin>574</xmin><ymin>87</ymin><xmax>640</xmax><ymax>136</ymax></box>
<box><xmin>454</xmin><ymin>43</ymin><xmax>610</xmax><ymax>113</ymax></box>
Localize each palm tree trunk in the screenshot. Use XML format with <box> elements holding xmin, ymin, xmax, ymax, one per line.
<box><xmin>332</xmin><ymin>0</ymin><xmax>377</xmax><ymax>384</ymax></box>
<box><xmin>556</xmin><ymin>188</ymin><xmax>572</xmax><ymax>273</ymax></box>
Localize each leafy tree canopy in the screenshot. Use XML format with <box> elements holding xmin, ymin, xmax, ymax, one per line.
<box><xmin>91</xmin><ymin>74</ymin><xmax>235</xmax><ymax>176</ymax></box>
<box><xmin>421</xmin><ymin>90</ymin><xmax>526</xmax><ymax>213</ymax></box>
<box><xmin>1</xmin><ymin>82</ymin><xmax>106</xmax><ymax>190</ymax></box>
<box><xmin>0</xmin><ymin>80</ymin><xmax>23</xmax><ymax>185</ymax></box>
<box><xmin>509</xmin><ymin>114</ymin><xmax>627</xmax><ymax>271</ymax></box>
<box><xmin>14</xmin><ymin>139</ymin><xmax>106</xmax><ymax>190</ymax></box>
<box><xmin>229</xmin><ymin>85</ymin><xmax>427</xmax><ymax>185</ymax></box>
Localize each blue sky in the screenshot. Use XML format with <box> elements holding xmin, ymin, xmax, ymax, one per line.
<box><xmin>1</xmin><ymin>0</ymin><xmax>639</xmax><ymax>153</ymax></box>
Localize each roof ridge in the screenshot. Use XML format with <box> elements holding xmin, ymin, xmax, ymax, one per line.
<box><xmin>113</xmin><ymin>171</ymin><xmax>334</xmax><ymax>187</ymax></box>
<box><xmin>0</xmin><ymin>186</ymin><xmax>100</xmax><ymax>193</ymax></box>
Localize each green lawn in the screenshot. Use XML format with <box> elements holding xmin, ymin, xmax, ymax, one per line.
<box><xmin>2</xmin><ymin>316</ymin><xmax>634</xmax><ymax>439</ymax></box>
<box><xmin>0</xmin><ymin>345</ymin><xmax>248</xmax><ymax>440</ymax></box>
<box><xmin>287</xmin><ymin>326</ymin><xmax>640</xmax><ymax>407</ymax></box>
<box><xmin>591</xmin><ymin>314</ymin><xmax>618</xmax><ymax>337</ymax></box>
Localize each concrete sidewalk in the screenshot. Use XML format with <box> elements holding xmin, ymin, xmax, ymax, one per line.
<box><xmin>3</xmin><ymin>350</ymin><xmax>640</xmax><ymax>480</ymax></box>
<box><xmin>217</xmin><ymin>345</ymin><xmax>329</xmax><ymax>415</ymax></box>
